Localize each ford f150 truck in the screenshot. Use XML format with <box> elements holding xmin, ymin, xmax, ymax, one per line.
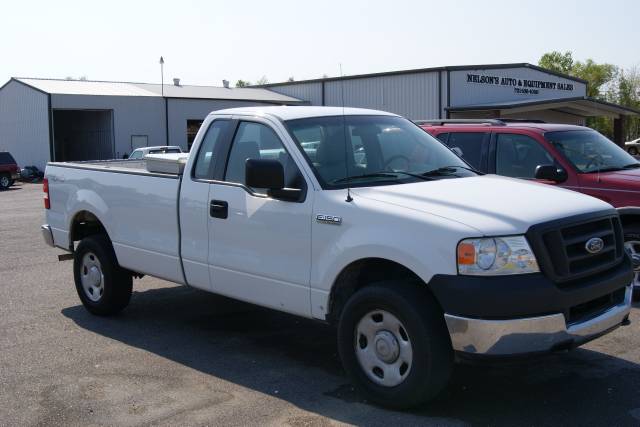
<box><xmin>42</xmin><ymin>107</ymin><xmax>633</xmax><ymax>409</ymax></box>
<box><xmin>419</xmin><ymin>120</ymin><xmax>640</xmax><ymax>296</ymax></box>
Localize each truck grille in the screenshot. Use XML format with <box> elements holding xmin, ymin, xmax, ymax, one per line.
<box><xmin>526</xmin><ymin>211</ymin><xmax>625</xmax><ymax>285</ymax></box>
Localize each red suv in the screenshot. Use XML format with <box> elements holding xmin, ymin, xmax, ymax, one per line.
<box><xmin>419</xmin><ymin>119</ymin><xmax>640</xmax><ymax>292</ymax></box>
<box><xmin>0</xmin><ymin>152</ymin><xmax>20</xmax><ymax>190</ymax></box>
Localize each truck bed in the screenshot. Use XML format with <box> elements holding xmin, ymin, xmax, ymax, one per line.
<box><xmin>47</xmin><ymin>159</ymin><xmax>180</xmax><ymax>178</ymax></box>
<box><xmin>45</xmin><ymin>160</ymin><xmax>184</xmax><ymax>284</ymax></box>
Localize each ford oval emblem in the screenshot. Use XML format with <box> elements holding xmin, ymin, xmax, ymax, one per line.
<box><xmin>585</xmin><ymin>237</ymin><xmax>604</xmax><ymax>254</ymax></box>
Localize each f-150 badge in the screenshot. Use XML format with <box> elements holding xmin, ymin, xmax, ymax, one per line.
<box><xmin>316</xmin><ymin>214</ymin><xmax>342</xmax><ymax>225</ymax></box>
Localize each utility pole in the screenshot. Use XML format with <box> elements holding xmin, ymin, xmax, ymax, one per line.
<box><xmin>159</xmin><ymin>56</ymin><xmax>168</xmax><ymax>146</ymax></box>
<box><xmin>159</xmin><ymin>56</ymin><xmax>165</xmax><ymax>96</ymax></box>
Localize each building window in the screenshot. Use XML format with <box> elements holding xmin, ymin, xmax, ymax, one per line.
<box><xmin>187</xmin><ymin>120</ymin><xmax>204</xmax><ymax>151</ymax></box>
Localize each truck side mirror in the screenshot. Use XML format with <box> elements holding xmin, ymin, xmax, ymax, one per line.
<box><xmin>246</xmin><ymin>159</ymin><xmax>284</xmax><ymax>190</ymax></box>
<box><xmin>535</xmin><ymin>164</ymin><xmax>567</xmax><ymax>183</ymax></box>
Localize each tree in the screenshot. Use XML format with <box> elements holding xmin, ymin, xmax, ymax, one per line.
<box><xmin>256</xmin><ymin>76</ymin><xmax>269</xmax><ymax>85</ymax></box>
<box><xmin>539</xmin><ymin>51</ymin><xmax>574</xmax><ymax>74</ymax></box>
<box><xmin>287</xmin><ymin>76</ymin><xmax>295</xmax><ymax>82</ymax></box>
<box><xmin>539</xmin><ymin>51</ymin><xmax>617</xmax><ymax>98</ymax></box>
<box><xmin>538</xmin><ymin>51</ymin><xmax>622</xmax><ymax>139</ymax></box>
<box><xmin>235</xmin><ymin>80</ymin><xmax>251</xmax><ymax>88</ymax></box>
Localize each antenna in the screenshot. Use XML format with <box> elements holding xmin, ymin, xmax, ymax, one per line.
<box><xmin>339</xmin><ymin>63</ymin><xmax>353</xmax><ymax>202</ymax></box>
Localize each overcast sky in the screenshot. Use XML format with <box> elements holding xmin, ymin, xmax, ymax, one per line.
<box><xmin>1</xmin><ymin>0</ymin><xmax>638</xmax><ymax>87</ymax></box>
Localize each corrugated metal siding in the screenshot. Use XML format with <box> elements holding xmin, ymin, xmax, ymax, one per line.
<box><xmin>268</xmin><ymin>83</ymin><xmax>323</xmax><ymax>106</ymax></box>
<box><xmin>0</xmin><ymin>80</ymin><xmax>50</xmax><ymax>169</ymax></box>
<box><xmin>52</xmin><ymin>94</ymin><xmax>166</xmax><ymax>159</ymax></box>
<box><xmin>323</xmin><ymin>72</ymin><xmax>440</xmax><ymax>120</ymax></box>
<box><xmin>167</xmin><ymin>99</ymin><xmax>275</xmax><ymax>150</ymax></box>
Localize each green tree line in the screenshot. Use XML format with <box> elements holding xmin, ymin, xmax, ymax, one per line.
<box><xmin>539</xmin><ymin>51</ymin><xmax>640</xmax><ymax>141</ymax></box>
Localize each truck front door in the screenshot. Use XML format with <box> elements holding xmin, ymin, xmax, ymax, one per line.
<box><xmin>207</xmin><ymin>119</ymin><xmax>313</xmax><ymax>317</ymax></box>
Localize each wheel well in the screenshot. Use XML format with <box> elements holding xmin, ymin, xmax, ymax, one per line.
<box><xmin>69</xmin><ymin>211</ymin><xmax>108</xmax><ymax>250</ymax></box>
<box><xmin>326</xmin><ymin>258</ymin><xmax>430</xmax><ymax>325</ymax></box>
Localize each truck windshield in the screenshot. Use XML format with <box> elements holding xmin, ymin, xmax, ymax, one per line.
<box><xmin>546</xmin><ymin>130</ymin><xmax>640</xmax><ymax>173</ymax></box>
<box><xmin>285</xmin><ymin>115</ymin><xmax>475</xmax><ymax>188</ymax></box>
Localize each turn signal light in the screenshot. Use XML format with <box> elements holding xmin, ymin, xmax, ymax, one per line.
<box><xmin>43</xmin><ymin>178</ymin><xmax>50</xmax><ymax>209</ymax></box>
<box><xmin>457</xmin><ymin>242</ymin><xmax>475</xmax><ymax>265</ymax></box>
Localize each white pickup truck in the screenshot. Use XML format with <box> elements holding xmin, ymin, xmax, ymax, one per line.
<box><xmin>42</xmin><ymin>106</ymin><xmax>633</xmax><ymax>409</ymax></box>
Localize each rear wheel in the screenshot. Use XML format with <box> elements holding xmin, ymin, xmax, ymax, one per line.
<box><xmin>628</xmin><ymin>147</ymin><xmax>638</xmax><ymax>156</ymax></box>
<box><xmin>337</xmin><ymin>282</ymin><xmax>453</xmax><ymax>409</ymax></box>
<box><xmin>0</xmin><ymin>174</ymin><xmax>10</xmax><ymax>189</ymax></box>
<box><xmin>624</xmin><ymin>225</ymin><xmax>640</xmax><ymax>301</ymax></box>
<box><xmin>74</xmin><ymin>235</ymin><xmax>132</xmax><ymax>315</ymax></box>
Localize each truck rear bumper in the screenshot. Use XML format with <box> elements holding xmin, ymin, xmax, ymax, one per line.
<box><xmin>41</xmin><ymin>224</ymin><xmax>54</xmax><ymax>247</ymax></box>
<box><xmin>445</xmin><ymin>284</ymin><xmax>632</xmax><ymax>356</ymax></box>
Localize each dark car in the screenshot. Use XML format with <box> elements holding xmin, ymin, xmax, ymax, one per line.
<box><xmin>0</xmin><ymin>152</ymin><xmax>20</xmax><ymax>189</ymax></box>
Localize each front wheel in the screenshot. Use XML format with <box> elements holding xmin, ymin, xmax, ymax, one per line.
<box><xmin>337</xmin><ymin>282</ymin><xmax>453</xmax><ymax>409</ymax></box>
<box><xmin>624</xmin><ymin>225</ymin><xmax>640</xmax><ymax>301</ymax></box>
<box><xmin>0</xmin><ymin>174</ymin><xmax>10</xmax><ymax>189</ymax></box>
<box><xmin>73</xmin><ymin>235</ymin><xmax>132</xmax><ymax>315</ymax></box>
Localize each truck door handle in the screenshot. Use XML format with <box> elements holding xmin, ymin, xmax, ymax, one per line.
<box><xmin>210</xmin><ymin>200</ymin><xmax>228</xmax><ymax>219</ymax></box>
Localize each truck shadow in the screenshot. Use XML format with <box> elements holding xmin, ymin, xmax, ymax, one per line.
<box><xmin>62</xmin><ymin>285</ymin><xmax>640</xmax><ymax>426</ymax></box>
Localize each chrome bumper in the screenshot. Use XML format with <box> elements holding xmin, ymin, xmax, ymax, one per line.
<box><xmin>41</xmin><ymin>224</ymin><xmax>54</xmax><ymax>247</ymax></box>
<box><xmin>445</xmin><ymin>285</ymin><xmax>633</xmax><ymax>356</ymax></box>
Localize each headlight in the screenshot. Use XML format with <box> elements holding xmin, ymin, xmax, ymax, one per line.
<box><xmin>457</xmin><ymin>236</ymin><xmax>539</xmax><ymax>276</ymax></box>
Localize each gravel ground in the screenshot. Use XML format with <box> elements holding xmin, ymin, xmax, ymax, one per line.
<box><xmin>1</xmin><ymin>182</ymin><xmax>639</xmax><ymax>426</ymax></box>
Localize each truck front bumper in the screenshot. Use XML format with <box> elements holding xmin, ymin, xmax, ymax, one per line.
<box><xmin>445</xmin><ymin>284</ymin><xmax>632</xmax><ymax>356</ymax></box>
<box><xmin>428</xmin><ymin>259</ymin><xmax>634</xmax><ymax>356</ymax></box>
<box><xmin>41</xmin><ymin>224</ymin><xmax>54</xmax><ymax>247</ymax></box>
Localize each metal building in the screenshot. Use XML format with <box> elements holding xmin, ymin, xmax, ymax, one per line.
<box><xmin>0</xmin><ymin>78</ymin><xmax>303</xmax><ymax>169</ymax></box>
<box><xmin>262</xmin><ymin>63</ymin><xmax>639</xmax><ymax>145</ymax></box>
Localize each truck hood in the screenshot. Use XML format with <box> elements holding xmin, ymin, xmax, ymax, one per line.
<box><xmin>352</xmin><ymin>175</ymin><xmax>613</xmax><ymax>235</ymax></box>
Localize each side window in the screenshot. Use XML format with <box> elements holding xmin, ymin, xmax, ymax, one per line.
<box><xmin>496</xmin><ymin>133</ymin><xmax>554</xmax><ymax>179</ymax></box>
<box><xmin>193</xmin><ymin>120</ymin><xmax>230</xmax><ymax>179</ymax></box>
<box><xmin>225</xmin><ymin>122</ymin><xmax>304</xmax><ymax>193</ymax></box>
<box><xmin>445</xmin><ymin>133</ymin><xmax>486</xmax><ymax>169</ymax></box>
<box><xmin>436</xmin><ymin>133</ymin><xmax>449</xmax><ymax>143</ymax></box>
<box><xmin>129</xmin><ymin>150</ymin><xmax>143</xmax><ymax>160</ymax></box>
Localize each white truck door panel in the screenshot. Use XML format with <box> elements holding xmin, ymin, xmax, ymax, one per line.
<box><xmin>206</xmin><ymin>119</ymin><xmax>313</xmax><ymax>317</ymax></box>
<box><xmin>179</xmin><ymin>179</ymin><xmax>212</xmax><ymax>291</ymax></box>
<box><xmin>207</xmin><ymin>184</ymin><xmax>312</xmax><ymax>316</ymax></box>
<box><xmin>180</xmin><ymin>119</ymin><xmax>234</xmax><ymax>292</ymax></box>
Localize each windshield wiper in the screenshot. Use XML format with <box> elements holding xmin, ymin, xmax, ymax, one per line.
<box><xmin>622</xmin><ymin>163</ymin><xmax>640</xmax><ymax>169</ymax></box>
<box><xmin>421</xmin><ymin>165</ymin><xmax>481</xmax><ymax>176</ymax></box>
<box><xmin>585</xmin><ymin>163</ymin><xmax>640</xmax><ymax>173</ymax></box>
<box><xmin>331</xmin><ymin>172</ymin><xmax>402</xmax><ymax>184</ymax></box>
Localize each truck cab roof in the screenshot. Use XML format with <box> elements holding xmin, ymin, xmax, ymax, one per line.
<box><xmin>210</xmin><ymin>106</ymin><xmax>398</xmax><ymax>121</ymax></box>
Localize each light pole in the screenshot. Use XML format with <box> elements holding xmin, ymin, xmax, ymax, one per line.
<box><xmin>159</xmin><ymin>56</ymin><xmax>165</xmax><ymax>96</ymax></box>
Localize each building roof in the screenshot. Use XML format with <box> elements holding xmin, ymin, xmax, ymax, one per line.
<box><xmin>211</xmin><ymin>106</ymin><xmax>397</xmax><ymax>121</ymax></box>
<box><xmin>257</xmin><ymin>63</ymin><xmax>589</xmax><ymax>87</ymax></box>
<box><xmin>447</xmin><ymin>96</ymin><xmax>640</xmax><ymax>117</ymax></box>
<box><xmin>8</xmin><ymin>77</ymin><xmax>303</xmax><ymax>103</ymax></box>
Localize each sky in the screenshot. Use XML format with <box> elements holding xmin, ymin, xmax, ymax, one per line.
<box><xmin>1</xmin><ymin>0</ymin><xmax>638</xmax><ymax>87</ymax></box>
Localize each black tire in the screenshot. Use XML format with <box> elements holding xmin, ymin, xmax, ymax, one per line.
<box><xmin>337</xmin><ymin>281</ymin><xmax>453</xmax><ymax>409</ymax></box>
<box><xmin>73</xmin><ymin>235</ymin><xmax>132</xmax><ymax>315</ymax></box>
<box><xmin>629</xmin><ymin>147</ymin><xmax>638</xmax><ymax>156</ymax></box>
<box><xmin>0</xmin><ymin>174</ymin><xmax>10</xmax><ymax>190</ymax></box>
<box><xmin>623</xmin><ymin>224</ymin><xmax>640</xmax><ymax>301</ymax></box>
